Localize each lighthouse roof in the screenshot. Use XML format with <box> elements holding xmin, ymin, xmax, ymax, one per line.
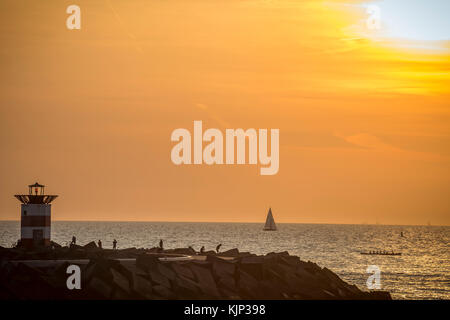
<box><xmin>14</xmin><ymin>195</ymin><xmax>58</xmax><ymax>204</ymax></box>
<box><xmin>28</xmin><ymin>182</ymin><xmax>45</xmax><ymax>188</ymax></box>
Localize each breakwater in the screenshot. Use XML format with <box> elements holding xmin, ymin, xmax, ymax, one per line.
<box><xmin>0</xmin><ymin>243</ymin><xmax>391</xmax><ymax>300</ymax></box>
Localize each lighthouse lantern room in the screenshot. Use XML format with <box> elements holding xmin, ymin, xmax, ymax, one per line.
<box><xmin>14</xmin><ymin>182</ymin><xmax>58</xmax><ymax>248</ymax></box>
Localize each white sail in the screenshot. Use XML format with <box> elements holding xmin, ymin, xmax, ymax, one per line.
<box><xmin>263</xmin><ymin>208</ymin><xmax>277</xmax><ymax>231</ymax></box>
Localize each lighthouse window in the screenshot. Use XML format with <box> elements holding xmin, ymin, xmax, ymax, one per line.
<box><xmin>23</xmin><ymin>210</ymin><xmax>27</xmax><ymax>216</ymax></box>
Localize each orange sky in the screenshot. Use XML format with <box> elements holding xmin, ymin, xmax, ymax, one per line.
<box><xmin>0</xmin><ymin>0</ymin><xmax>449</xmax><ymax>225</ymax></box>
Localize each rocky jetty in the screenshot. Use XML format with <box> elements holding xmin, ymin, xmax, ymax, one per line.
<box><xmin>0</xmin><ymin>244</ymin><xmax>391</xmax><ymax>300</ymax></box>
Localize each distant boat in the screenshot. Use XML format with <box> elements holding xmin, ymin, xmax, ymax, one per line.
<box><xmin>360</xmin><ymin>251</ymin><xmax>401</xmax><ymax>256</ymax></box>
<box><xmin>263</xmin><ymin>207</ymin><xmax>277</xmax><ymax>231</ymax></box>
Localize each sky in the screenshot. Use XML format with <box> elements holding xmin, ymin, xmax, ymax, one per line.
<box><xmin>0</xmin><ymin>0</ymin><xmax>449</xmax><ymax>225</ymax></box>
<box><xmin>373</xmin><ymin>0</ymin><xmax>450</xmax><ymax>41</ymax></box>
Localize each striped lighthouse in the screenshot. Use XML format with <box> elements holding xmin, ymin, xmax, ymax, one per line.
<box><xmin>14</xmin><ymin>182</ymin><xmax>58</xmax><ymax>249</ymax></box>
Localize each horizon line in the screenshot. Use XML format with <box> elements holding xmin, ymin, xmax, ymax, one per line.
<box><xmin>0</xmin><ymin>219</ymin><xmax>447</xmax><ymax>227</ymax></box>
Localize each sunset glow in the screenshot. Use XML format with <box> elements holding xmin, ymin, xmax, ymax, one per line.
<box><xmin>0</xmin><ymin>0</ymin><xmax>449</xmax><ymax>225</ymax></box>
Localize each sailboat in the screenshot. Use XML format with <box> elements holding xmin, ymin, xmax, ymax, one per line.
<box><xmin>263</xmin><ymin>207</ymin><xmax>277</xmax><ymax>231</ymax></box>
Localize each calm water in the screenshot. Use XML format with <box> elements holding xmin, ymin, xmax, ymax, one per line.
<box><xmin>0</xmin><ymin>221</ymin><xmax>448</xmax><ymax>300</ymax></box>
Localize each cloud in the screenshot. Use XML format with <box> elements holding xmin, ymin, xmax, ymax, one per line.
<box><xmin>338</xmin><ymin>132</ymin><xmax>398</xmax><ymax>151</ymax></box>
<box><xmin>195</xmin><ymin>103</ymin><xmax>230</xmax><ymax>128</ymax></box>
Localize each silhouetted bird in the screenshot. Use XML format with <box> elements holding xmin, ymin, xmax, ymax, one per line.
<box><xmin>113</xmin><ymin>239</ymin><xmax>117</xmax><ymax>249</ymax></box>
<box><xmin>216</xmin><ymin>243</ymin><xmax>222</xmax><ymax>253</ymax></box>
<box><xmin>200</xmin><ymin>246</ymin><xmax>205</xmax><ymax>254</ymax></box>
<box><xmin>159</xmin><ymin>239</ymin><xmax>163</xmax><ymax>249</ymax></box>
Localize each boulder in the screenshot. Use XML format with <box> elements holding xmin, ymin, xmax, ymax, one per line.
<box><xmin>236</xmin><ymin>270</ymin><xmax>259</xmax><ymax>299</ymax></box>
<box><xmin>218</xmin><ymin>287</ymin><xmax>241</xmax><ymax>299</ymax></box>
<box><xmin>88</xmin><ymin>277</ymin><xmax>113</xmax><ymax>299</ymax></box>
<box><xmin>157</xmin><ymin>263</ymin><xmax>176</xmax><ymax>281</ymax></box>
<box><xmin>219</xmin><ymin>248</ymin><xmax>239</xmax><ymax>257</ymax></box>
<box><xmin>50</xmin><ymin>241</ymin><xmax>62</xmax><ymax>248</ymax></box>
<box><xmin>0</xmin><ymin>247</ymin><xmax>392</xmax><ymax>300</ymax></box>
<box><xmin>136</xmin><ymin>253</ymin><xmax>159</xmax><ymax>272</ymax></box>
<box><xmin>238</xmin><ymin>252</ymin><xmax>254</xmax><ymax>257</ymax></box>
<box><xmin>174</xmin><ymin>275</ymin><xmax>200</xmax><ymax>298</ymax></box>
<box><xmin>239</xmin><ymin>256</ymin><xmax>265</xmax><ymax>280</ymax></box>
<box><xmin>83</xmin><ymin>241</ymin><xmax>97</xmax><ymax>249</ymax></box>
<box><xmin>132</xmin><ymin>273</ymin><xmax>153</xmax><ymax>298</ymax></box>
<box><xmin>148</xmin><ymin>268</ymin><xmax>171</xmax><ymax>288</ymax></box>
<box><xmin>190</xmin><ymin>264</ymin><xmax>220</xmax><ymax>298</ymax></box>
<box><xmin>166</xmin><ymin>248</ymin><xmax>196</xmax><ymax>255</ymax></box>
<box><xmin>367</xmin><ymin>290</ymin><xmax>392</xmax><ymax>300</ymax></box>
<box><xmin>171</xmin><ymin>262</ymin><xmax>195</xmax><ymax>280</ymax></box>
<box><xmin>280</xmin><ymin>255</ymin><xmax>301</xmax><ymax>268</ymax></box>
<box><xmin>111</xmin><ymin>268</ymin><xmax>132</xmax><ymax>294</ymax></box>
<box><xmin>152</xmin><ymin>284</ymin><xmax>175</xmax><ymax>299</ymax></box>
<box><xmin>217</xmin><ymin>274</ymin><xmax>237</xmax><ymax>292</ymax></box>
<box><xmin>69</xmin><ymin>244</ymin><xmax>83</xmax><ymax>250</ymax></box>
<box><xmin>209</xmin><ymin>257</ymin><xmax>236</xmax><ymax>278</ymax></box>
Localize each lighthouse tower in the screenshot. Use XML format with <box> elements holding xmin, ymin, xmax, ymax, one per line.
<box><xmin>14</xmin><ymin>182</ymin><xmax>58</xmax><ymax>249</ymax></box>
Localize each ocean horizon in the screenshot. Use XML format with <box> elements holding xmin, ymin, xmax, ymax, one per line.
<box><xmin>0</xmin><ymin>221</ymin><xmax>448</xmax><ymax>300</ymax></box>
<box><xmin>2</xmin><ymin>220</ymin><xmax>447</xmax><ymax>226</ymax></box>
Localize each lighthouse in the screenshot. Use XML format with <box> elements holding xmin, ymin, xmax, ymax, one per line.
<box><xmin>14</xmin><ymin>182</ymin><xmax>58</xmax><ymax>249</ymax></box>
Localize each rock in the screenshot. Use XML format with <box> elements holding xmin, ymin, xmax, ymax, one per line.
<box><xmin>241</xmin><ymin>256</ymin><xmax>265</xmax><ymax>264</ymax></box>
<box><xmin>0</xmin><ymin>247</ymin><xmax>392</xmax><ymax>300</ymax></box>
<box><xmin>116</xmin><ymin>248</ymin><xmax>141</xmax><ymax>259</ymax></box>
<box><xmin>166</xmin><ymin>248</ymin><xmax>196</xmax><ymax>255</ymax></box>
<box><xmin>83</xmin><ymin>241</ymin><xmax>97</xmax><ymax>249</ymax></box>
<box><xmin>157</xmin><ymin>263</ymin><xmax>176</xmax><ymax>281</ymax></box>
<box><xmin>4</xmin><ymin>263</ymin><xmax>59</xmax><ymax>299</ymax></box>
<box><xmin>367</xmin><ymin>291</ymin><xmax>392</xmax><ymax>300</ymax></box>
<box><xmin>50</xmin><ymin>241</ymin><xmax>62</xmax><ymax>248</ymax></box>
<box><xmin>148</xmin><ymin>268</ymin><xmax>171</xmax><ymax>288</ymax></box>
<box><xmin>88</xmin><ymin>277</ymin><xmax>113</xmax><ymax>299</ymax></box>
<box><xmin>52</xmin><ymin>261</ymin><xmax>72</xmax><ymax>279</ymax></box>
<box><xmin>69</xmin><ymin>244</ymin><xmax>83</xmax><ymax>250</ymax></box>
<box><xmin>240</xmin><ymin>256</ymin><xmax>265</xmax><ymax>280</ymax></box>
<box><xmin>238</xmin><ymin>252</ymin><xmax>255</xmax><ymax>257</ymax></box>
<box><xmin>152</xmin><ymin>284</ymin><xmax>175</xmax><ymax>299</ymax></box>
<box><xmin>68</xmin><ymin>248</ymin><xmax>86</xmax><ymax>259</ymax></box>
<box><xmin>219</xmin><ymin>287</ymin><xmax>241</xmax><ymax>299</ymax></box>
<box><xmin>110</xmin><ymin>287</ymin><xmax>131</xmax><ymax>300</ymax></box>
<box><xmin>219</xmin><ymin>248</ymin><xmax>239</xmax><ymax>257</ymax></box>
<box><xmin>208</xmin><ymin>256</ymin><xmax>236</xmax><ymax>278</ymax></box>
<box><xmin>258</xmin><ymin>279</ymin><xmax>287</xmax><ymax>299</ymax></box>
<box><xmin>174</xmin><ymin>275</ymin><xmax>200</xmax><ymax>298</ymax></box>
<box><xmin>217</xmin><ymin>275</ymin><xmax>237</xmax><ymax>293</ymax></box>
<box><xmin>190</xmin><ymin>264</ymin><xmax>220</xmax><ymax>298</ymax></box>
<box><xmin>132</xmin><ymin>273</ymin><xmax>153</xmax><ymax>298</ymax></box>
<box><xmin>280</xmin><ymin>255</ymin><xmax>301</xmax><ymax>267</ymax></box>
<box><xmin>236</xmin><ymin>270</ymin><xmax>259</xmax><ymax>299</ymax></box>
<box><xmin>266</xmin><ymin>251</ymin><xmax>290</xmax><ymax>257</ymax></box>
<box><xmin>83</xmin><ymin>258</ymin><xmax>123</xmax><ymax>288</ymax></box>
<box><xmin>171</xmin><ymin>262</ymin><xmax>195</xmax><ymax>280</ymax></box>
<box><xmin>111</xmin><ymin>268</ymin><xmax>132</xmax><ymax>294</ymax></box>
<box><xmin>136</xmin><ymin>253</ymin><xmax>159</xmax><ymax>272</ymax></box>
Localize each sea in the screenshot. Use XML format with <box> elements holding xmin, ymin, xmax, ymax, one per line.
<box><xmin>0</xmin><ymin>221</ymin><xmax>448</xmax><ymax>300</ymax></box>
